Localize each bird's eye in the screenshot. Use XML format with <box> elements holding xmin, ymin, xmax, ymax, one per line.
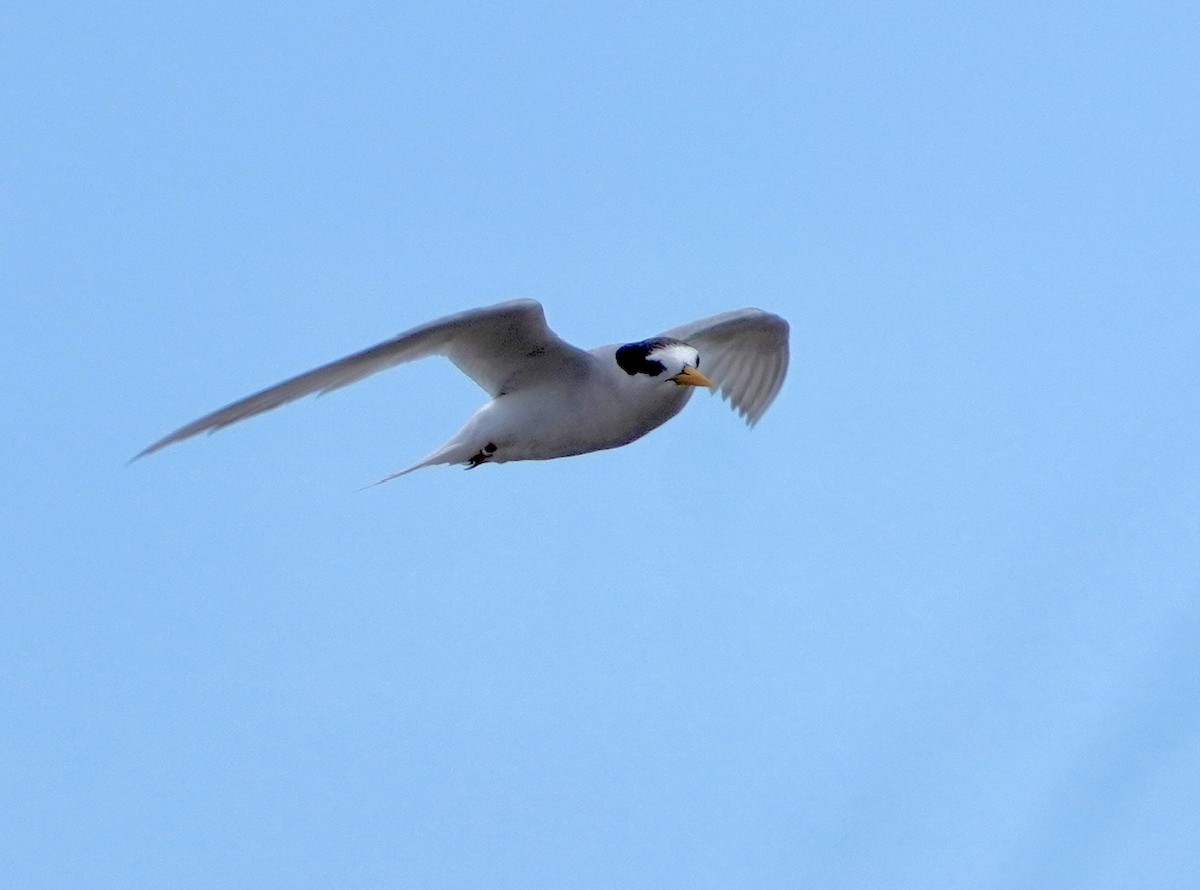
<box><xmin>484</xmin><ymin>442</ymin><xmax>497</xmax><ymax>454</ymax></box>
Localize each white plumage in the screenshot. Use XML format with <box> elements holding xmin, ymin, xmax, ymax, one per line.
<box><xmin>136</xmin><ymin>299</ymin><xmax>789</xmax><ymax>480</ymax></box>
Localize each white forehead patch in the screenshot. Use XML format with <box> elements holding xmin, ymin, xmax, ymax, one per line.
<box><xmin>647</xmin><ymin>343</ymin><xmax>700</xmax><ymax>370</ymax></box>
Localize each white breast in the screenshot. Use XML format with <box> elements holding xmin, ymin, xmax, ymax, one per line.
<box><xmin>477</xmin><ymin>353</ymin><xmax>694</xmax><ymax>462</ymax></box>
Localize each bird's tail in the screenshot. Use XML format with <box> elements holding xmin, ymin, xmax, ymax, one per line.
<box><xmin>360</xmin><ymin>432</ymin><xmax>478</xmax><ymax>489</ymax></box>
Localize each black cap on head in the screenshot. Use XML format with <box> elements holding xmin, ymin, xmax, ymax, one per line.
<box><xmin>615</xmin><ymin>337</ymin><xmax>686</xmax><ymax>377</ymax></box>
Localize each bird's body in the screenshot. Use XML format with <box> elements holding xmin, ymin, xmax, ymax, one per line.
<box><xmin>405</xmin><ymin>345</ymin><xmax>695</xmax><ymax>476</ymax></box>
<box><xmin>136</xmin><ymin>300</ymin><xmax>789</xmax><ymax>480</ymax></box>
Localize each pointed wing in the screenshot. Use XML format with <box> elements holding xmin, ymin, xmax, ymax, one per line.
<box><xmin>135</xmin><ymin>299</ymin><xmax>588</xmax><ymax>458</ymax></box>
<box><xmin>660</xmin><ymin>308</ymin><xmax>789</xmax><ymax>425</ymax></box>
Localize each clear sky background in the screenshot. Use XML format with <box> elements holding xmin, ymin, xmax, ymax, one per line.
<box><xmin>4</xmin><ymin>3</ymin><xmax>1198</xmax><ymax>887</ymax></box>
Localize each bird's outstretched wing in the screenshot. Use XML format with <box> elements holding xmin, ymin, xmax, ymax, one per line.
<box><xmin>660</xmin><ymin>309</ymin><xmax>789</xmax><ymax>425</ymax></box>
<box><xmin>135</xmin><ymin>299</ymin><xmax>588</xmax><ymax>459</ymax></box>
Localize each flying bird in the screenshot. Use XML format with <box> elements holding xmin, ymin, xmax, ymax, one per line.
<box><xmin>135</xmin><ymin>299</ymin><xmax>789</xmax><ymax>481</ymax></box>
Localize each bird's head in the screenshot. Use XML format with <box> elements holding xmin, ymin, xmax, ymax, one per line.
<box><xmin>615</xmin><ymin>338</ymin><xmax>713</xmax><ymax>388</ymax></box>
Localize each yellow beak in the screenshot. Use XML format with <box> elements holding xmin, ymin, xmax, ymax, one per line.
<box><xmin>671</xmin><ymin>365</ymin><xmax>714</xmax><ymax>388</ymax></box>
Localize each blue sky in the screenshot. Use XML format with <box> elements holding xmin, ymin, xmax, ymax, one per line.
<box><xmin>3</xmin><ymin>2</ymin><xmax>1198</xmax><ymax>887</ymax></box>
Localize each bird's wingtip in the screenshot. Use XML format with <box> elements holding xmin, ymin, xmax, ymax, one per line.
<box><xmin>129</xmin><ymin>444</ymin><xmax>159</xmax><ymax>463</ymax></box>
